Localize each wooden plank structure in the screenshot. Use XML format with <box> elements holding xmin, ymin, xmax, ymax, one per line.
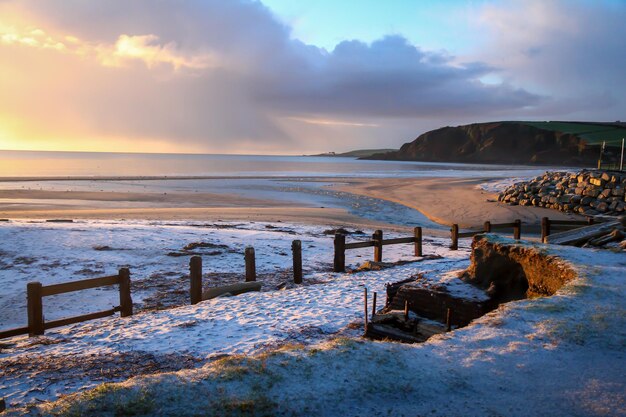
<box><xmin>202</xmin><ymin>282</ymin><xmax>262</xmax><ymax>300</ymax></box>
<box><xmin>544</xmin><ymin>220</ymin><xmax>621</xmax><ymax>246</ymax></box>
<box><xmin>541</xmin><ymin>216</ymin><xmax>595</xmax><ymax>243</ymax></box>
<box><xmin>334</xmin><ymin>227</ymin><xmax>423</xmax><ymax>272</ymax></box>
<box><xmin>450</xmin><ymin>220</ymin><xmax>522</xmax><ymax>250</ymax></box>
<box><xmin>0</xmin><ymin>268</ymin><xmax>133</xmax><ymax>339</ymax></box>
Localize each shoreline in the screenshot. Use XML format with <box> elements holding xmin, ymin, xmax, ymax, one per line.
<box><xmin>0</xmin><ymin>175</ymin><xmax>584</xmax><ymax>233</ymax></box>
<box><xmin>332</xmin><ymin>177</ymin><xmax>583</xmax><ymax>228</ymax></box>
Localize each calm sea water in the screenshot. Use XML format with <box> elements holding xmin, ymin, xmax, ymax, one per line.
<box><xmin>0</xmin><ymin>150</ymin><xmax>551</xmax><ymax>178</ymax></box>
<box><xmin>0</xmin><ymin>150</ymin><xmax>558</xmax><ymax>227</ymax></box>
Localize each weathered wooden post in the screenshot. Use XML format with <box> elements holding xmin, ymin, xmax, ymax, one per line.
<box><xmin>333</xmin><ymin>233</ymin><xmax>346</xmax><ymax>273</ymax></box>
<box><xmin>27</xmin><ymin>282</ymin><xmax>44</xmax><ymax>336</ymax></box>
<box><xmin>245</xmin><ymin>247</ymin><xmax>256</xmax><ymax>282</ymax></box>
<box><xmin>371</xmin><ymin>291</ymin><xmax>377</xmax><ymax>320</ymax></box>
<box><xmin>484</xmin><ymin>221</ymin><xmax>491</xmax><ymax>233</ymax></box>
<box><xmin>118</xmin><ymin>268</ymin><xmax>133</xmax><ymax>317</ymax></box>
<box><xmin>446</xmin><ymin>308</ymin><xmax>452</xmax><ymax>332</ymax></box>
<box><xmin>292</xmin><ymin>240</ymin><xmax>302</xmax><ymax>284</ymax></box>
<box><xmin>513</xmin><ymin>219</ymin><xmax>521</xmax><ymax>240</ymax></box>
<box><xmin>450</xmin><ymin>224</ymin><xmax>459</xmax><ymax>250</ymax></box>
<box><xmin>373</xmin><ymin>229</ymin><xmax>383</xmax><ymax>262</ymax></box>
<box><xmin>541</xmin><ymin>217</ymin><xmax>550</xmax><ymax>243</ymax></box>
<box><xmin>404</xmin><ymin>300</ymin><xmax>409</xmax><ymax>321</ymax></box>
<box><xmin>190</xmin><ymin>256</ymin><xmax>202</xmax><ymax>305</ymax></box>
<box><xmin>414</xmin><ymin>227</ymin><xmax>423</xmax><ymax>257</ymax></box>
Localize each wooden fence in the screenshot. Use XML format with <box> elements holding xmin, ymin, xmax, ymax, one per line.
<box><xmin>541</xmin><ymin>217</ymin><xmax>595</xmax><ymax>243</ymax></box>
<box><xmin>0</xmin><ymin>268</ymin><xmax>132</xmax><ymax>339</ymax></box>
<box><xmin>334</xmin><ymin>227</ymin><xmax>422</xmax><ymax>273</ymax></box>
<box><xmin>0</xmin><ymin>218</ymin><xmax>601</xmax><ymax>340</ymax></box>
<box><xmin>450</xmin><ymin>220</ymin><xmax>521</xmax><ymax>250</ymax></box>
<box><xmin>189</xmin><ymin>239</ymin><xmax>305</xmax><ymax>304</ymax></box>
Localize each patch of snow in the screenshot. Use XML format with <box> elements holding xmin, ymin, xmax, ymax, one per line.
<box><xmin>477</xmin><ymin>177</ymin><xmax>533</xmax><ymax>193</ymax></box>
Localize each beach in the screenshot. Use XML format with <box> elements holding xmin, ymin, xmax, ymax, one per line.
<box><xmin>0</xmin><ymin>174</ymin><xmax>580</xmax><ymax>232</ymax></box>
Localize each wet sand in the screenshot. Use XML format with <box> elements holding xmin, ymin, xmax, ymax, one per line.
<box><xmin>333</xmin><ymin>177</ymin><xmax>582</xmax><ymax>228</ymax></box>
<box><xmin>0</xmin><ymin>176</ymin><xmax>582</xmax><ymax>232</ymax></box>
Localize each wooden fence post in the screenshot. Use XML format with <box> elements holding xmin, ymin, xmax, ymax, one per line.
<box><xmin>446</xmin><ymin>308</ymin><xmax>452</xmax><ymax>332</ymax></box>
<box><xmin>541</xmin><ymin>217</ymin><xmax>550</xmax><ymax>243</ymax></box>
<box><xmin>414</xmin><ymin>227</ymin><xmax>423</xmax><ymax>257</ymax></box>
<box><xmin>450</xmin><ymin>224</ymin><xmax>459</xmax><ymax>250</ymax></box>
<box><xmin>27</xmin><ymin>282</ymin><xmax>44</xmax><ymax>336</ymax></box>
<box><xmin>190</xmin><ymin>256</ymin><xmax>202</xmax><ymax>304</ymax></box>
<box><xmin>292</xmin><ymin>240</ymin><xmax>302</xmax><ymax>284</ymax></box>
<box><xmin>333</xmin><ymin>233</ymin><xmax>346</xmax><ymax>273</ymax></box>
<box><xmin>373</xmin><ymin>229</ymin><xmax>383</xmax><ymax>262</ymax></box>
<box><xmin>484</xmin><ymin>221</ymin><xmax>491</xmax><ymax>233</ymax></box>
<box><xmin>245</xmin><ymin>247</ymin><xmax>256</xmax><ymax>282</ymax></box>
<box><xmin>118</xmin><ymin>268</ymin><xmax>133</xmax><ymax>317</ymax></box>
<box><xmin>513</xmin><ymin>219</ymin><xmax>521</xmax><ymax>240</ymax></box>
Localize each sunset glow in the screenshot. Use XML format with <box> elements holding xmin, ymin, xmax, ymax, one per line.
<box><xmin>0</xmin><ymin>0</ymin><xmax>624</xmax><ymax>154</ymax></box>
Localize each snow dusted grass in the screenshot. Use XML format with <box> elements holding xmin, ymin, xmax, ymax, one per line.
<box><xmin>2</xmin><ymin>223</ymin><xmax>625</xmax><ymax>416</ymax></box>
<box><xmin>0</xmin><ymin>219</ymin><xmax>379</xmax><ymax>327</ymax></box>
<box><xmin>0</xmin><ymin>220</ymin><xmax>471</xmax><ymax>409</ymax></box>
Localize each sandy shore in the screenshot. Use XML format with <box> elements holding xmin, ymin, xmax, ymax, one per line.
<box><xmin>0</xmin><ymin>176</ymin><xmax>582</xmax><ymax>233</ymax></box>
<box><xmin>333</xmin><ymin>177</ymin><xmax>581</xmax><ymax>228</ymax></box>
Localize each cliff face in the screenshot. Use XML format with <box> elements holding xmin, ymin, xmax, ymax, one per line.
<box><xmin>364</xmin><ymin>122</ymin><xmax>600</xmax><ymax>166</ymax></box>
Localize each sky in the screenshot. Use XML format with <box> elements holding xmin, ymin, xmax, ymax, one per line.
<box><xmin>0</xmin><ymin>0</ymin><xmax>624</xmax><ymax>154</ymax></box>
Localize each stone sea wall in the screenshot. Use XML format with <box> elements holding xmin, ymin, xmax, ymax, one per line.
<box><xmin>498</xmin><ymin>170</ymin><xmax>625</xmax><ymax>216</ymax></box>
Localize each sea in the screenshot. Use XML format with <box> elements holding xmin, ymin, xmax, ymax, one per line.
<box><xmin>0</xmin><ymin>150</ymin><xmax>555</xmax><ymax>227</ymax></box>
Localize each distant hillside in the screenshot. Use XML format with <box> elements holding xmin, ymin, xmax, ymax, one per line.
<box><xmin>312</xmin><ymin>148</ymin><xmax>397</xmax><ymax>158</ymax></box>
<box><xmin>362</xmin><ymin>121</ymin><xmax>626</xmax><ymax>166</ymax></box>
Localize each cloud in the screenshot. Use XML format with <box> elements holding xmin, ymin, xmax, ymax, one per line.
<box><xmin>475</xmin><ymin>0</ymin><xmax>626</xmax><ymax>120</ymax></box>
<box><xmin>0</xmin><ymin>24</ymin><xmax>213</xmax><ymax>70</ymax></box>
<box><xmin>2</xmin><ymin>0</ymin><xmax>619</xmax><ymax>153</ymax></box>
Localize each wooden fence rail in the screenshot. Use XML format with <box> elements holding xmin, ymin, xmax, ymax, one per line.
<box><xmin>189</xmin><ymin>240</ymin><xmax>305</xmax><ymax>304</ymax></box>
<box><xmin>541</xmin><ymin>217</ymin><xmax>595</xmax><ymax>242</ymax></box>
<box><xmin>450</xmin><ymin>220</ymin><xmax>521</xmax><ymax>250</ymax></box>
<box><xmin>334</xmin><ymin>227</ymin><xmax>423</xmax><ymax>273</ymax></box>
<box><xmin>0</xmin><ymin>268</ymin><xmax>132</xmax><ymax>340</ymax></box>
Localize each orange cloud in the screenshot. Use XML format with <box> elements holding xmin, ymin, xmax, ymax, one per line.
<box><xmin>0</xmin><ymin>23</ymin><xmax>213</xmax><ymax>71</ymax></box>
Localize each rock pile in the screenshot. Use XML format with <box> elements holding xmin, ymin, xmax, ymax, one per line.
<box><xmin>498</xmin><ymin>170</ymin><xmax>625</xmax><ymax>216</ymax></box>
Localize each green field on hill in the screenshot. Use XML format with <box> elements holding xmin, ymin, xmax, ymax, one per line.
<box><xmin>519</xmin><ymin>121</ymin><xmax>626</xmax><ymax>145</ymax></box>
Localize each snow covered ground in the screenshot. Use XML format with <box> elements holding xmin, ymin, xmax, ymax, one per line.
<box><xmin>0</xmin><ymin>220</ymin><xmax>471</xmax><ymax>408</ymax></box>
<box><xmin>0</xmin><ymin>219</ymin><xmax>415</xmax><ymax>328</ymax></box>
<box><xmin>2</xmin><ymin>222</ymin><xmax>625</xmax><ymax>416</ymax></box>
